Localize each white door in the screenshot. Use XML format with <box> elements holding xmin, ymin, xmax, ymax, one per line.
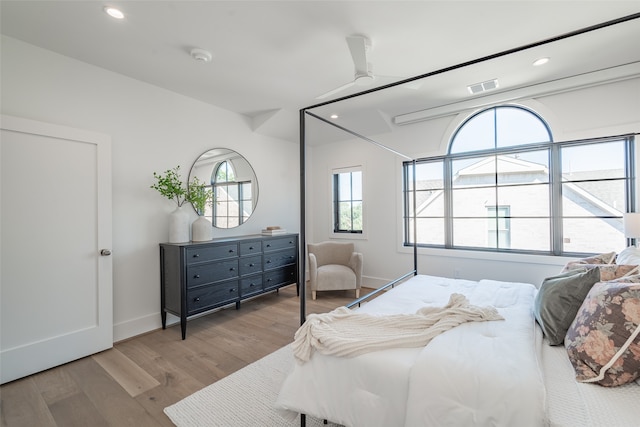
<box><xmin>0</xmin><ymin>115</ymin><xmax>112</xmax><ymax>384</ymax></box>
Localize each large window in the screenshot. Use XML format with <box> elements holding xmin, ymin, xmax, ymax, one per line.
<box><xmin>333</xmin><ymin>167</ymin><xmax>363</xmax><ymax>234</ymax></box>
<box><xmin>403</xmin><ymin>105</ymin><xmax>634</xmax><ymax>255</ymax></box>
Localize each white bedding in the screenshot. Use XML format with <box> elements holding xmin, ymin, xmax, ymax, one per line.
<box><xmin>542</xmin><ymin>338</ymin><xmax>640</xmax><ymax>427</ymax></box>
<box><xmin>276</xmin><ymin>275</ymin><xmax>547</xmax><ymax>427</ymax></box>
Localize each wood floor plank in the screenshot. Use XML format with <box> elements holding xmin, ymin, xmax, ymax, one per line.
<box><xmin>47</xmin><ymin>390</ymin><xmax>110</xmax><ymax>427</ymax></box>
<box><xmin>64</xmin><ymin>357</ymin><xmax>158</xmax><ymax>427</ymax></box>
<box><xmin>136</xmin><ymin>330</ymin><xmax>235</xmax><ymax>385</ymax></box>
<box><xmin>0</xmin><ymin>377</ymin><xmax>56</xmax><ymax>427</ymax></box>
<box><xmin>115</xmin><ymin>340</ymin><xmax>210</xmax><ymax>401</ymax></box>
<box><xmin>92</xmin><ymin>347</ymin><xmax>161</xmax><ymax>397</ymax></box>
<box><xmin>31</xmin><ymin>365</ymin><xmax>80</xmax><ymax>406</ymax></box>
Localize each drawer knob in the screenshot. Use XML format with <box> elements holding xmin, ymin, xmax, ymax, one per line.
<box><xmin>229</xmin><ymin>288</ymin><xmax>236</xmax><ymax>293</ymax></box>
<box><xmin>193</xmin><ymin>254</ymin><xmax>200</xmax><ymax>258</ymax></box>
<box><xmin>267</xmin><ymin>278</ymin><xmax>272</xmax><ymax>282</ymax></box>
<box><xmin>194</xmin><ymin>274</ymin><xmax>200</xmax><ymax>279</ymax></box>
<box><xmin>249</xmin><ymin>263</ymin><xmax>254</xmax><ymax>267</ymax></box>
<box><xmin>194</xmin><ymin>297</ymin><xmax>200</xmax><ymax>302</ymax></box>
<box><xmin>230</xmin><ymin>267</ymin><xmax>235</xmax><ymax>271</ymax></box>
<box><xmin>266</xmin><ymin>244</ymin><xmax>271</xmax><ymax>248</ymax></box>
<box><xmin>249</xmin><ymin>246</ymin><xmax>254</xmax><ymax>250</ymax></box>
<box><xmin>250</xmin><ymin>283</ymin><xmax>255</xmax><ymax>287</ymax></box>
<box><xmin>229</xmin><ymin>249</ymin><xmax>235</xmax><ymax>253</ymax></box>
<box><xmin>266</xmin><ymin>260</ymin><xmax>271</xmax><ymax>264</ymax></box>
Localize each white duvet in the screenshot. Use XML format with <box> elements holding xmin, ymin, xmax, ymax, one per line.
<box><xmin>276</xmin><ymin>275</ymin><xmax>547</xmax><ymax>427</ymax></box>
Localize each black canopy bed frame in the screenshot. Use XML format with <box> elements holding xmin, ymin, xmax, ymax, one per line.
<box><xmin>295</xmin><ymin>12</ymin><xmax>640</xmax><ymax>427</ymax></box>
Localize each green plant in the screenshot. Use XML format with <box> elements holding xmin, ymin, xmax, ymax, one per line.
<box><xmin>188</xmin><ymin>176</ymin><xmax>214</xmax><ymax>215</ymax></box>
<box><xmin>150</xmin><ymin>166</ymin><xmax>189</xmax><ymax>206</ymax></box>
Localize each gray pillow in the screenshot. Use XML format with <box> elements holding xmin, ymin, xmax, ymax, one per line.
<box><xmin>533</xmin><ymin>267</ymin><xmax>601</xmax><ymax>345</ymax></box>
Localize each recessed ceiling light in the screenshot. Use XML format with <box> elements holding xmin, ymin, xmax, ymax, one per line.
<box><xmin>533</xmin><ymin>57</ymin><xmax>550</xmax><ymax>67</ymax></box>
<box><xmin>104</xmin><ymin>6</ymin><xmax>125</xmax><ymax>19</ymax></box>
<box><xmin>330</xmin><ymin>114</ymin><xmax>339</xmax><ymax>119</ymax></box>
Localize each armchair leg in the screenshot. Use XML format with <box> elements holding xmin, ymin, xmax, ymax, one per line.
<box><xmin>312</xmin><ymin>290</ymin><xmax>317</xmax><ymax>300</ymax></box>
<box><xmin>355</xmin><ymin>289</ymin><xmax>360</xmax><ymax>298</ymax></box>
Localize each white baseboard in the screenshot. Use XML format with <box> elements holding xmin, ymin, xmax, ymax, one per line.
<box><xmin>113</xmin><ymin>312</ymin><xmax>171</xmax><ymax>343</ymax></box>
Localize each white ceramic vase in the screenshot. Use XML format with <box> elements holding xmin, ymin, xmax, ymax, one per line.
<box><xmin>192</xmin><ymin>215</ymin><xmax>212</xmax><ymax>242</ymax></box>
<box><xmin>168</xmin><ymin>205</ymin><xmax>190</xmax><ymax>243</ymax></box>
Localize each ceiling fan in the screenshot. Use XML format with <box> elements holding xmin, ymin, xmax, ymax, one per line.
<box><xmin>316</xmin><ymin>35</ymin><xmax>419</xmax><ymax>100</ymax></box>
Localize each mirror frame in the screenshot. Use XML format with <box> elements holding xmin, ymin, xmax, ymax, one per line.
<box><xmin>188</xmin><ymin>148</ymin><xmax>259</xmax><ymax>229</ymax></box>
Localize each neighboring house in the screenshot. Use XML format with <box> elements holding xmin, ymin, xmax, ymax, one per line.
<box><xmin>414</xmin><ymin>156</ymin><xmax>624</xmax><ymax>253</ymax></box>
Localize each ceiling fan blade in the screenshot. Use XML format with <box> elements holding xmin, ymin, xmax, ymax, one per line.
<box><xmin>315</xmin><ymin>80</ymin><xmax>356</xmax><ymax>100</ymax></box>
<box><xmin>346</xmin><ymin>35</ymin><xmax>369</xmax><ymax>73</ymax></box>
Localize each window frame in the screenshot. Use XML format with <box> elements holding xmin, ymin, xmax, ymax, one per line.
<box><xmin>402</xmin><ymin>107</ymin><xmax>635</xmax><ymax>257</ymax></box>
<box><xmin>331</xmin><ymin>166</ymin><xmax>364</xmax><ymax>236</ymax></box>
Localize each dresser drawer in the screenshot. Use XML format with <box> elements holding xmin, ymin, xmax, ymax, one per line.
<box><xmin>264</xmin><ymin>265</ymin><xmax>297</xmax><ymax>291</ymax></box>
<box><xmin>187</xmin><ymin>281</ymin><xmax>239</xmax><ymax>314</ymax></box>
<box><xmin>264</xmin><ymin>248</ymin><xmax>297</xmax><ymax>270</ymax></box>
<box><xmin>185</xmin><ymin>243</ymin><xmax>238</xmax><ymax>265</ymax></box>
<box><xmin>239</xmin><ymin>255</ymin><xmax>262</xmax><ymax>276</ymax></box>
<box><xmin>263</xmin><ymin>236</ymin><xmax>297</xmax><ymax>252</ymax></box>
<box><xmin>186</xmin><ymin>259</ymin><xmax>239</xmax><ymax>287</ymax></box>
<box><xmin>239</xmin><ymin>240</ymin><xmax>262</xmax><ymax>256</ymax></box>
<box><xmin>240</xmin><ymin>275</ymin><xmax>263</xmax><ymax>297</ymax></box>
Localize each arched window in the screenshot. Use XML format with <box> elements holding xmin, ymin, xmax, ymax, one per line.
<box><xmin>211</xmin><ymin>160</ymin><xmax>253</xmax><ymax>228</ymax></box>
<box><xmin>403</xmin><ymin>105</ymin><xmax>633</xmax><ymax>255</ymax></box>
<box><xmin>450</xmin><ymin>106</ymin><xmax>551</xmax><ymax>153</ymax></box>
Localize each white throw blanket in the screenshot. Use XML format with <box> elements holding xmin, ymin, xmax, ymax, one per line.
<box><xmin>292</xmin><ymin>293</ymin><xmax>504</xmax><ymax>363</ymax></box>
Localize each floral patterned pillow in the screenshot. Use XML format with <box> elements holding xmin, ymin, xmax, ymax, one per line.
<box><xmin>561</xmin><ymin>264</ymin><xmax>639</xmax><ymax>281</ymax></box>
<box><xmin>565</xmin><ymin>276</ymin><xmax>640</xmax><ymax>386</ymax></box>
<box><xmin>562</xmin><ymin>252</ymin><xmax>617</xmax><ymax>272</ymax></box>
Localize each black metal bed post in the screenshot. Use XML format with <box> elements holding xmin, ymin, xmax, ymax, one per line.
<box><xmin>299</xmin><ymin>108</ymin><xmax>307</xmax><ymax>326</ymax></box>
<box><xmin>299</xmin><ymin>108</ymin><xmax>307</xmax><ymax>427</ymax></box>
<box><xmin>412</xmin><ymin>159</ymin><xmax>418</xmax><ymax>275</ymax></box>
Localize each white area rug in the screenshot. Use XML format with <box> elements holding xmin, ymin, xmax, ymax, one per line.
<box><xmin>164</xmin><ymin>345</ymin><xmax>341</xmax><ymax>427</ymax></box>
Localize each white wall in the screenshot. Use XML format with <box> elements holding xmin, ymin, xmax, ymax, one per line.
<box><xmin>307</xmin><ymin>77</ymin><xmax>640</xmax><ymax>288</ymax></box>
<box><xmin>0</xmin><ymin>36</ymin><xmax>299</xmax><ymax>341</ymax></box>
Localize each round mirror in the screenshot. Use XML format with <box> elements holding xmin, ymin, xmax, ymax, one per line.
<box><xmin>188</xmin><ymin>148</ymin><xmax>259</xmax><ymax>229</ymax></box>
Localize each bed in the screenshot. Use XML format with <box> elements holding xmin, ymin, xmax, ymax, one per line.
<box><xmin>287</xmin><ymin>12</ymin><xmax>640</xmax><ymax>427</ymax></box>
<box><xmin>276</xmin><ymin>273</ymin><xmax>640</xmax><ymax>426</ymax></box>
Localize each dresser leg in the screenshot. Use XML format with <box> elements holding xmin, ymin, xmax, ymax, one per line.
<box><xmin>161</xmin><ymin>311</ymin><xmax>167</xmax><ymax>329</ymax></box>
<box><xmin>235</xmin><ymin>301</ymin><xmax>241</xmax><ymax>310</ymax></box>
<box><xmin>181</xmin><ymin>317</ymin><xmax>187</xmax><ymax>340</ymax></box>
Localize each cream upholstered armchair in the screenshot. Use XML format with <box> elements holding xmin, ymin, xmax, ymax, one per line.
<box><xmin>307</xmin><ymin>241</ymin><xmax>363</xmax><ymax>300</ymax></box>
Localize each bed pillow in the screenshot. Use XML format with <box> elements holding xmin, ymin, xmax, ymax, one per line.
<box><xmin>561</xmin><ymin>252</ymin><xmax>617</xmax><ymax>273</ymax></box>
<box><xmin>562</xmin><ymin>263</ymin><xmax>639</xmax><ymax>281</ymax></box>
<box><xmin>534</xmin><ymin>267</ymin><xmax>601</xmax><ymax>345</ymax></box>
<box><xmin>565</xmin><ymin>276</ymin><xmax>640</xmax><ymax>386</ymax></box>
<box><xmin>617</xmin><ymin>246</ymin><xmax>640</xmax><ymax>266</ymax></box>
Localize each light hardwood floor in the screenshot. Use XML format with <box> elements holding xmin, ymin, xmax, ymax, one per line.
<box><xmin>0</xmin><ymin>284</ymin><xmax>367</xmax><ymax>427</ymax></box>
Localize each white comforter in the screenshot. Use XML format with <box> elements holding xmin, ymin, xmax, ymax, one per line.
<box><xmin>276</xmin><ymin>275</ymin><xmax>547</xmax><ymax>427</ymax></box>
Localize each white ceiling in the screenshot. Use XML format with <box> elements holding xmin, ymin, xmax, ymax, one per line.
<box><xmin>1</xmin><ymin>1</ymin><xmax>640</xmax><ymax>143</ymax></box>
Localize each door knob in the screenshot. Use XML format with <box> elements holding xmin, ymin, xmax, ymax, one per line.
<box><xmin>100</xmin><ymin>249</ymin><xmax>112</xmax><ymax>256</ymax></box>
